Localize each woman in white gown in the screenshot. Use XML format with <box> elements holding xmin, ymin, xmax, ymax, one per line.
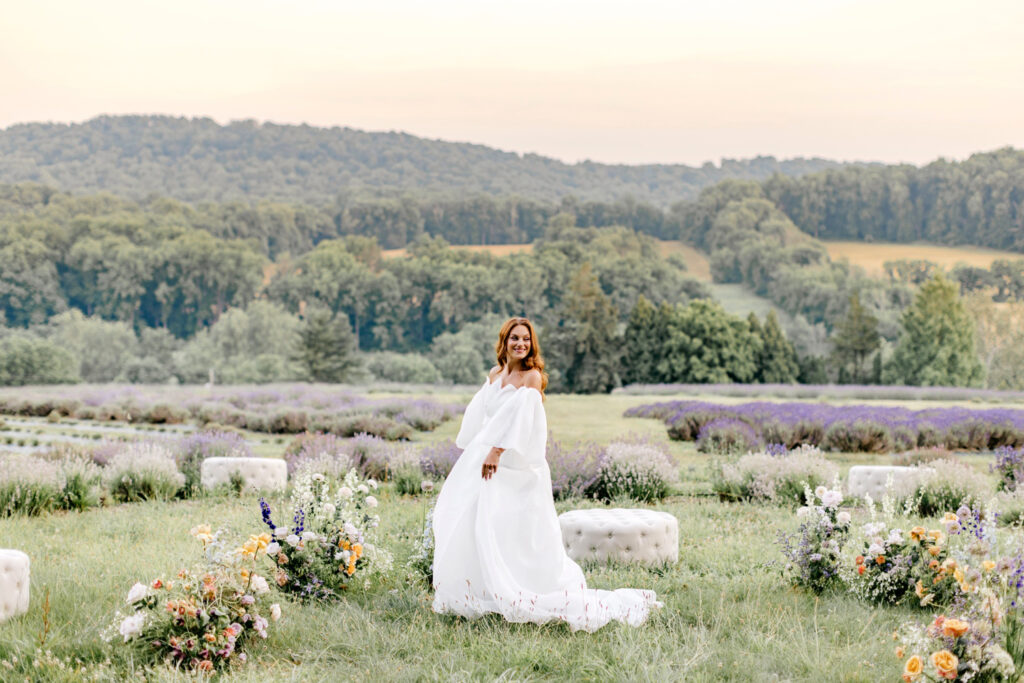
<box><xmin>431</xmin><ymin>317</ymin><xmax>662</xmax><ymax>632</ymax></box>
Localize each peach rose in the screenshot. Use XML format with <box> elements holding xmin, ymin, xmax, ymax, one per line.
<box><xmin>902</xmin><ymin>655</ymin><xmax>923</xmax><ymax>682</ymax></box>
<box><xmin>941</xmin><ymin>618</ymin><xmax>969</xmax><ymax>638</ymax></box>
<box><xmin>930</xmin><ymin>650</ymin><xmax>958</xmax><ymax>680</ymax></box>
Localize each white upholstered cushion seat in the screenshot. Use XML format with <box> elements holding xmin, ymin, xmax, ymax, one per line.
<box><xmin>200</xmin><ymin>457</ymin><xmax>288</xmax><ymax>492</ymax></box>
<box><xmin>847</xmin><ymin>465</ymin><xmax>926</xmax><ymax>501</ymax></box>
<box><xmin>0</xmin><ymin>549</ymin><xmax>30</xmax><ymax>622</ymax></box>
<box><xmin>558</xmin><ymin>508</ymin><xmax>678</xmax><ymax>565</ymax></box>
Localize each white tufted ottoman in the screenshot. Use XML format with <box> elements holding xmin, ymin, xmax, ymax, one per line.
<box><xmin>558</xmin><ymin>508</ymin><xmax>678</xmax><ymax>565</ymax></box>
<box><xmin>847</xmin><ymin>465</ymin><xmax>926</xmax><ymax>501</ymax></box>
<box><xmin>0</xmin><ymin>549</ymin><xmax>30</xmax><ymax>622</ymax></box>
<box><xmin>201</xmin><ymin>457</ymin><xmax>288</xmax><ymax>492</ymax></box>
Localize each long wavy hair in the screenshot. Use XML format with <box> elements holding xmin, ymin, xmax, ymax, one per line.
<box><xmin>494</xmin><ymin>317</ymin><xmax>548</xmax><ymax>395</ymax></box>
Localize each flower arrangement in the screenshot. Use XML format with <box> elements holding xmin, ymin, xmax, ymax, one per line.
<box><xmin>407</xmin><ymin>502</ymin><xmax>435</xmax><ymax>586</ymax></box>
<box><xmin>993</xmin><ymin>446</ymin><xmax>1024</xmax><ymax>492</ymax></box>
<box><xmin>106</xmin><ymin>526</ymin><xmax>280</xmax><ymax>673</ymax></box>
<box><xmin>257</xmin><ymin>464</ymin><xmax>391</xmax><ymax>601</ymax></box>
<box><xmin>778</xmin><ymin>484</ymin><xmax>850</xmax><ymax>593</ymax></box>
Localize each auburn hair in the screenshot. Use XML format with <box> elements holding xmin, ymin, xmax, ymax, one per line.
<box><xmin>494</xmin><ymin>317</ymin><xmax>548</xmax><ymax>395</ymax></box>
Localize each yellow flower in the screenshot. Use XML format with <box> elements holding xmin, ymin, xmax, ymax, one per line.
<box><xmin>902</xmin><ymin>655</ymin><xmax>923</xmax><ymax>682</ymax></box>
<box><xmin>930</xmin><ymin>650</ymin><xmax>958</xmax><ymax>680</ymax></box>
<box><xmin>909</xmin><ymin>526</ymin><xmax>927</xmax><ymax>542</ymax></box>
<box><xmin>953</xmin><ymin>568</ymin><xmax>965</xmax><ymax>585</ymax></box>
<box><xmin>257</xmin><ymin>533</ymin><xmax>272</xmax><ymax>549</ymax></box>
<box><xmin>915</xmin><ymin>581</ymin><xmax>927</xmax><ymax>598</ymax></box>
<box><xmin>983</xmin><ymin>560</ymin><xmax>996</xmax><ymax>572</ymax></box>
<box><xmin>353</xmin><ymin>544</ymin><xmax>363</xmax><ymax>560</ymax></box>
<box><xmin>928</xmin><ymin>530</ymin><xmax>944</xmax><ymax>543</ymax></box>
<box><xmin>190</xmin><ymin>524</ymin><xmax>214</xmax><ymax>544</ymax></box>
<box><xmin>941</xmin><ymin>618</ymin><xmax>970</xmax><ymax>638</ymax></box>
<box><xmin>942</xmin><ymin>512</ymin><xmax>958</xmax><ymax>523</ymax></box>
<box><xmin>928</xmin><ymin>546</ymin><xmax>942</xmax><ymax>557</ymax></box>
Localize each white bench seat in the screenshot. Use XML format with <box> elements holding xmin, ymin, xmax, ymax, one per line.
<box><xmin>558</xmin><ymin>508</ymin><xmax>678</xmax><ymax>565</ymax></box>
<box><xmin>0</xmin><ymin>549</ymin><xmax>30</xmax><ymax>622</ymax></box>
<box><xmin>200</xmin><ymin>457</ymin><xmax>288</xmax><ymax>492</ymax></box>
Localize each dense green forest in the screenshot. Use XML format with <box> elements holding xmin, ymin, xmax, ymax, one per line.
<box><xmin>0</xmin><ymin>116</ymin><xmax>844</xmax><ymax>205</ymax></box>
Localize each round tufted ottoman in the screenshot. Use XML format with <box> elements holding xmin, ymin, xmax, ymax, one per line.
<box><xmin>558</xmin><ymin>508</ymin><xmax>678</xmax><ymax>565</ymax></box>
<box><xmin>0</xmin><ymin>549</ymin><xmax>30</xmax><ymax>623</ymax></box>
<box><xmin>847</xmin><ymin>465</ymin><xmax>926</xmax><ymax>501</ymax></box>
<box><xmin>200</xmin><ymin>457</ymin><xmax>288</xmax><ymax>492</ymax></box>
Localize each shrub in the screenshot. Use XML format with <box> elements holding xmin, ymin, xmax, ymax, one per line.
<box><xmin>419</xmin><ymin>440</ymin><xmax>462</xmax><ymax>480</ymax></box>
<box><xmin>592</xmin><ymin>441</ymin><xmax>677</xmax><ymax>502</ymax></box>
<box><xmin>903</xmin><ymin>459</ymin><xmax>990</xmax><ymax>517</ymax></box>
<box><xmin>328</xmin><ymin>414</ymin><xmax>412</xmax><ymax>441</ymax></box>
<box><xmin>171</xmin><ymin>431</ymin><xmax>253</xmax><ymax>498</ymax></box>
<box><xmin>666</xmin><ymin>409</ymin><xmax>721</xmax><ymax>441</ymax></box>
<box><xmin>696</xmin><ymin>418</ymin><xmax>762</xmax><ymax>455</ymax></box>
<box><xmin>0</xmin><ymin>454</ymin><xmax>62</xmax><ymax>516</ymax></box>
<box><xmin>363</xmin><ymin>351</ymin><xmax>442</xmax><ymax>384</ymax></box>
<box><xmin>284</xmin><ymin>432</ymin><xmax>349</xmax><ymax>474</ymax></box>
<box><xmin>547</xmin><ymin>438</ymin><xmax>601</xmax><ymax>500</ymax></box>
<box><xmin>713</xmin><ymin>445</ymin><xmax>839</xmax><ymax>506</ymax></box>
<box><xmin>55</xmin><ymin>454</ymin><xmax>102</xmax><ymax>511</ymax></box>
<box><xmin>822</xmin><ymin>420</ymin><xmax>893</xmax><ymax>453</ymax></box>
<box><xmin>392</xmin><ymin>464</ymin><xmax>425</xmax><ymax>496</ymax></box>
<box><xmin>104</xmin><ymin>443</ymin><xmax>185</xmax><ymax>502</ymax></box>
<box><xmin>142</xmin><ymin>403</ymin><xmax>189</xmax><ymax>424</ymax></box>
<box><xmin>891</xmin><ymin>447</ymin><xmax>955</xmax><ymax>467</ymax></box>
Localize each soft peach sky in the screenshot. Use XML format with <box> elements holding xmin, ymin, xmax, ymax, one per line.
<box><xmin>1</xmin><ymin>0</ymin><xmax>1021</xmax><ymax>165</ymax></box>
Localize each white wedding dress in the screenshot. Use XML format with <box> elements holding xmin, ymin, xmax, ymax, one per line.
<box><xmin>431</xmin><ymin>376</ymin><xmax>662</xmax><ymax>632</ymax></box>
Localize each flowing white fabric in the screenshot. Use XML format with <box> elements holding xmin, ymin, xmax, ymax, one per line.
<box><xmin>432</xmin><ymin>377</ymin><xmax>662</xmax><ymax>632</ymax></box>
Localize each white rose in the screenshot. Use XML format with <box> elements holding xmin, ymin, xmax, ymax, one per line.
<box><xmin>887</xmin><ymin>529</ymin><xmax>903</xmax><ymax>545</ymax></box>
<box><xmin>796</xmin><ymin>506</ymin><xmax>811</xmax><ymax>518</ymax></box>
<box><xmin>322</xmin><ymin>503</ymin><xmax>336</xmax><ymax>517</ymax></box>
<box><xmin>270</xmin><ymin>603</ymin><xmax>282</xmax><ymax>622</ymax></box>
<box><xmin>266</xmin><ymin>542</ymin><xmax>281</xmax><ymax>555</ymax></box>
<box><xmin>357</xmin><ymin>484</ymin><xmax>369</xmax><ymax>495</ymax></box>
<box><xmin>344</xmin><ymin>522</ymin><xmax>358</xmax><ymax>537</ymax></box>
<box><xmin>814</xmin><ymin>485</ymin><xmax>827</xmax><ymax>499</ymax></box>
<box><xmin>367</xmin><ymin>479</ymin><xmax>378</xmax><ymax>490</ymax></box>
<box><xmin>837</xmin><ymin>511</ymin><xmax>851</xmax><ymax>525</ymax></box>
<box><xmin>339</xmin><ymin>486</ymin><xmax>353</xmax><ymax>499</ymax></box>
<box><xmin>125</xmin><ymin>582</ymin><xmax>149</xmax><ymax>604</ymax></box>
<box><xmin>274</xmin><ymin>527</ymin><xmax>289</xmax><ymax>539</ymax></box>
<box><xmin>420</xmin><ymin>480</ymin><xmax>435</xmax><ymax>493</ymax></box>
<box><xmin>119</xmin><ymin>613</ymin><xmax>147</xmax><ymax>641</ymax></box>
<box><xmin>285</xmin><ymin>534</ymin><xmax>300</xmax><ymax>547</ymax></box>
<box><xmin>867</xmin><ymin>543</ymin><xmax>884</xmax><ymax>556</ymax></box>
<box><xmin>301</xmin><ymin>530</ymin><xmax>317</xmax><ymax>542</ymax></box>
<box><xmin>365</xmin><ymin>496</ymin><xmax>378</xmax><ymax>509</ymax></box>
<box><xmin>821</xmin><ymin>490</ymin><xmax>843</xmax><ymax>508</ymax></box>
<box><xmin>339</xmin><ymin>550</ymin><xmax>351</xmax><ymax>562</ymax></box>
<box><xmin>312</xmin><ymin>473</ymin><xmax>325</xmax><ymax>482</ymax></box>
<box><xmin>250</xmin><ymin>575</ymin><xmax>270</xmax><ymax>595</ymax></box>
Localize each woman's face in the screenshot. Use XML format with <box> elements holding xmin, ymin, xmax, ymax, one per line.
<box><xmin>506</xmin><ymin>324</ymin><xmax>531</xmax><ymax>363</ymax></box>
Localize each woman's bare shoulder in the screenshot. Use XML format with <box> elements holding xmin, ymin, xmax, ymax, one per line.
<box><xmin>523</xmin><ymin>368</ymin><xmax>543</xmax><ymax>389</ymax></box>
<box><xmin>488</xmin><ymin>365</ymin><xmax>501</xmax><ymax>381</ymax></box>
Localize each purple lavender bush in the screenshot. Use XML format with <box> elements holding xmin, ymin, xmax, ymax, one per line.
<box><xmin>696</xmin><ymin>418</ymin><xmax>762</xmax><ymax>455</ymax></box>
<box><xmin>419</xmin><ymin>440</ymin><xmax>462</xmax><ymax>480</ymax></box>
<box><xmin>546</xmin><ymin>437</ymin><xmax>601</xmax><ymax>500</ymax></box>
<box><xmin>284</xmin><ymin>432</ymin><xmax>348</xmax><ymax>474</ymax></box>
<box><xmin>993</xmin><ymin>446</ymin><xmax>1024</xmax><ymax>492</ymax></box>
<box><xmin>171</xmin><ymin>430</ymin><xmax>253</xmax><ymax>498</ymax></box>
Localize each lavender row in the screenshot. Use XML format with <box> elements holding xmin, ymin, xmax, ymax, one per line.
<box><xmin>0</xmin><ymin>384</ymin><xmax>464</xmax><ymax>440</ymax></box>
<box><xmin>615</xmin><ymin>383</ymin><xmax>1024</xmax><ymax>403</ymax></box>
<box><xmin>626</xmin><ymin>400</ymin><xmax>1024</xmax><ymax>453</ymax></box>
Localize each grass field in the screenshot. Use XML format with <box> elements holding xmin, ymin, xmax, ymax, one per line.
<box><xmin>1</xmin><ymin>391</ymin><xmax>997</xmax><ymax>681</ymax></box>
<box><xmin>824</xmin><ymin>241</ymin><xmax>1022</xmax><ymax>276</ymax></box>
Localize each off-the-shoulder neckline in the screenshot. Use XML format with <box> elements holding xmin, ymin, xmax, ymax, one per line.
<box><xmin>486</xmin><ymin>376</ymin><xmax>540</xmax><ymax>395</ymax></box>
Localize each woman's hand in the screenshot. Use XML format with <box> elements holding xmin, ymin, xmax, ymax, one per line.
<box><xmin>481</xmin><ymin>447</ymin><xmax>503</xmax><ymax>480</ymax></box>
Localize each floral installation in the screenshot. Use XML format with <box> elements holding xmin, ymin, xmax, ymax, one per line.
<box><xmin>407</xmin><ymin>501</ymin><xmax>436</xmax><ymax>587</ymax></box>
<box><xmin>778</xmin><ymin>484</ymin><xmax>851</xmax><ymax>593</ymax></box>
<box><xmin>258</xmin><ymin>464</ymin><xmax>391</xmax><ymax>601</ymax></box>
<box><xmin>105</xmin><ymin>526</ymin><xmax>280</xmax><ymax>673</ymax></box>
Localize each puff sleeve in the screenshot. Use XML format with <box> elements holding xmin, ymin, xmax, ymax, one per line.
<box><xmin>454</xmin><ymin>380</ymin><xmax>490</xmax><ymax>449</ymax></box>
<box><xmin>474</xmin><ymin>388</ymin><xmax>547</xmax><ymax>466</ymax></box>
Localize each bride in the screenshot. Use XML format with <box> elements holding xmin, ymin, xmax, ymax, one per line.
<box><xmin>431</xmin><ymin>317</ymin><xmax>662</xmax><ymax>632</ymax></box>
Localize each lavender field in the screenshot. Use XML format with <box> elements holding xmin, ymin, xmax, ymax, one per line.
<box><xmin>626</xmin><ymin>398</ymin><xmax>1024</xmax><ymax>453</ymax></box>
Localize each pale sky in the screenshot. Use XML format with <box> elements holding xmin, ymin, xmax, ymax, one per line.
<box><xmin>1</xmin><ymin>0</ymin><xmax>1022</xmax><ymax>165</ymax></box>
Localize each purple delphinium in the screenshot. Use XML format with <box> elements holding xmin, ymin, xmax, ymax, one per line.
<box><xmin>992</xmin><ymin>446</ymin><xmax>1024</xmax><ymax>492</ymax></box>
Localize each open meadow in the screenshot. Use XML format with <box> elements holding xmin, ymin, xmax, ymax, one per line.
<box><xmin>0</xmin><ymin>387</ymin><xmax>1020</xmax><ymax>681</ymax></box>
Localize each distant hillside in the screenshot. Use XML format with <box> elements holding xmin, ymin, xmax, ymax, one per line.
<box><xmin>0</xmin><ymin>115</ymin><xmax>846</xmax><ymax>205</ymax></box>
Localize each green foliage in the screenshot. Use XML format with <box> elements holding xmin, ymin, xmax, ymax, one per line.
<box><xmin>622</xmin><ymin>296</ymin><xmax>662</xmax><ymax>385</ymax></box>
<box><xmin>294</xmin><ymin>309</ymin><xmax>360</xmax><ymax>383</ymax></box>
<box><xmin>885</xmin><ymin>274</ymin><xmax>985</xmax><ymax>387</ymax></box>
<box><xmin>756</xmin><ymin>311</ymin><xmax>799</xmax><ymax>383</ymax></box>
<box><xmin>830</xmin><ymin>294</ymin><xmax>881</xmax><ymax>384</ymax></box>
<box><xmin>0</xmin><ymin>334</ymin><xmax>79</xmax><ymax>385</ymax></box>
<box><xmin>362</xmin><ymin>351</ymin><xmax>442</xmax><ymax>384</ymax></box>
<box><xmin>657</xmin><ymin>300</ymin><xmax>761</xmax><ymax>384</ymax></box>
<box><xmin>44</xmin><ymin>310</ymin><xmax>138</xmax><ymax>382</ymax></box>
<box><xmin>545</xmin><ymin>263</ymin><xmax>621</xmax><ymax>393</ymax></box>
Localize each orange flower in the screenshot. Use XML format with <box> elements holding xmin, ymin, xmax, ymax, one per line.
<box><xmin>930</xmin><ymin>650</ymin><xmax>958</xmax><ymax>680</ymax></box>
<box><xmin>941</xmin><ymin>618</ymin><xmax>969</xmax><ymax>638</ymax></box>
<box><xmin>876</xmin><ymin>555</ymin><xmax>886</xmax><ymax>565</ymax></box>
<box><xmin>855</xmin><ymin>555</ymin><xmax>864</xmax><ymax>565</ymax></box>
<box><xmin>929</xmin><ymin>560</ymin><xmax>939</xmax><ymax>571</ymax></box>
<box><xmin>895</xmin><ymin>646</ymin><xmax>905</xmax><ymax>659</ymax></box>
<box><xmin>152</xmin><ymin>579</ymin><xmax>163</xmax><ymax>590</ymax></box>
<box><xmin>857</xmin><ymin>565</ymin><xmax>865</xmax><ymax>575</ymax></box>
<box><xmin>928</xmin><ymin>546</ymin><xmax>941</xmax><ymax>557</ymax></box>
<box><xmin>276</xmin><ymin>570</ymin><xmax>288</xmax><ymax>587</ymax></box>
<box><xmin>204</xmin><ymin>633</ymin><xmax>216</xmax><ymax>643</ymax></box>
<box><xmin>909</xmin><ymin>526</ymin><xmax>926</xmax><ymax>542</ymax></box>
<box><xmin>902</xmin><ymin>655</ymin><xmax>923</xmax><ymax>682</ymax></box>
<box><xmin>198</xmin><ymin>660</ymin><xmax>213</xmax><ymax>673</ymax></box>
<box><xmin>353</xmin><ymin>544</ymin><xmax>363</xmax><ymax>560</ymax></box>
<box><xmin>915</xmin><ymin>581</ymin><xmax>927</xmax><ymax>599</ymax></box>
